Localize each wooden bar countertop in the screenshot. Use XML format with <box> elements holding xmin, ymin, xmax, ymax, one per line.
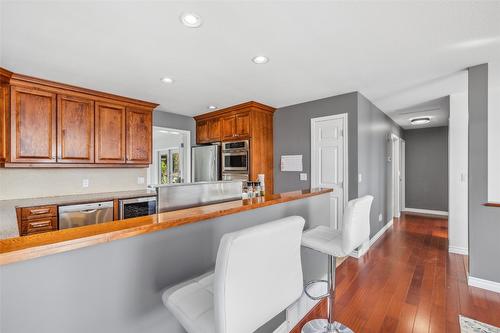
<box><xmin>0</xmin><ymin>188</ymin><xmax>331</xmax><ymax>265</ymax></box>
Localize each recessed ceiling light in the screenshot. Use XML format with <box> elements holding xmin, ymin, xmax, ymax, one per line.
<box><xmin>208</xmin><ymin>105</ymin><xmax>217</xmax><ymax>110</ymax></box>
<box><xmin>180</xmin><ymin>12</ymin><xmax>202</xmax><ymax>28</ymax></box>
<box><xmin>410</xmin><ymin>117</ymin><xmax>431</xmax><ymax>125</ymax></box>
<box><xmin>161</xmin><ymin>77</ymin><xmax>174</xmax><ymax>84</ymax></box>
<box><xmin>252</xmin><ymin>55</ymin><xmax>269</xmax><ymax>64</ymax></box>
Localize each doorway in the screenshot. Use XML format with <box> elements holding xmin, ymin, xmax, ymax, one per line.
<box><xmin>148</xmin><ymin>127</ymin><xmax>191</xmax><ymax>185</ymax></box>
<box><xmin>310</xmin><ymin>113</ymin><xmax>348</xmax><ymax>230</ymax></box>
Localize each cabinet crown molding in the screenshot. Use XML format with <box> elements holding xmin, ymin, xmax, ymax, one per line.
<box><xmin>1</xmin><ymin>67</ymin><xmax>158</xmax><ymax>109</ymax></box>
<box><xmin>193</xmin><ymin>101</ymin><xmax>275</xmax><ymax>121</ymax></box>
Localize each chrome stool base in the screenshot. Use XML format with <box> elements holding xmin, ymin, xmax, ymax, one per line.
<box><xmin>301</xmin><ymin>319</ymin><xmax>354</xmax><ymax>333</ymax></box>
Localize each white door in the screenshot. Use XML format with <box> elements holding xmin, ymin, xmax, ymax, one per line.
<box><xmin>311</xmin><ymin>114</ymin><xmax>347</xmax><ymax>230</ymax></box>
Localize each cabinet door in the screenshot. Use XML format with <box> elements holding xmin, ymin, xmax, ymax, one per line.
<box><xmin>57</xmin><ymin>94</ymin><xmax>95</xmax><ymax>163</ymax></box>
<box><xmin>235</xmin><ymin>112</ymin><xmax>250</xmax><ymax>138</ymax></box>
<box><xmin>0</xmin><ymin>84</ymin><xmax>8</xmax><ymax>162</ymax></box>
<box><xmin>221</xmin><ymin>115</ymin><xmax>236</xmax><ymax>140</ymax></box>
<box><xmin>95</xmin><ymin>102</ymin><xmax>126</xmax><ymax>163</ymax></box>
<box><xmin>126</xmin><ymin>108</ymin><xmax>152</xmax><ymax>164</ymax></box>
<box><xmin>207</xmin><ymin>118</ymin><xmax>221</xmax><ymax>142</ymax></box>
<box><xmin>196</xmin><ymin>120</ymin><xmax>209</xmax><ymax>143</ymax></box>
<box><xmin>10</xmin><ymin>86</ymin><xmax>56</xmax><ymax>163</ymax></box>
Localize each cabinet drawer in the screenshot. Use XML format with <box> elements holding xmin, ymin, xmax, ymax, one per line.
<box><xmin>21</xmin><ymin>205</ymin><xmax>57</xmax><ymax>220</ymax></box>
<box><xmin>21</xmin><ymin>217</ymin><xmax>58</xmax><ymax>235</ymax></box>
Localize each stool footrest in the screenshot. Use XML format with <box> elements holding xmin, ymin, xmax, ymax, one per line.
<box><xmin>304</xmin><ymin>279</ymin><xmax>330</xmax><ymax>300</ymax></box>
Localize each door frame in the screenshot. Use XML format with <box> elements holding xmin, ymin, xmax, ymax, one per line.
<box><xmin>310</xmin><ymin>113</ymin><xmax>349</xmax><ymax>229</ymax></box>
<box><xmin>148</xmin><ymin>126</ymin><xmax>191</xmax><ymax>185</ymax></box>
<box><xmin>400</xmin><ymin>139</ymin><xmax>406</xmax><ymax>211</ymax></box>
<box><xmin>390</xmin><ymin>133</ymin><xmax>402</xmax><ymax>218</ymax></box>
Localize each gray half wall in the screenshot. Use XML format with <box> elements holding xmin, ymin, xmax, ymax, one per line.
<box><xmin>468</xmin><ymin>63</ymin><xmax>500</xmax><ymax>283</ymax></box>
<box><xmin>404</xmin><ymin>126</ymin><xmax>449</xmax><ymax>212</ymax></box>
<box><xmin>0</xmin><ymin>194</ymin><xmax>331</xmax><ymax>333</ymax></box>
<box><xmin>357</xmin><ymin>93</ymin><xmax>403</xmax><ymax>238</ymax></box>
<box><xmin>153</xmin><ymin>110</ymin><xmax>196</xmax><ymax>144</ymax></box>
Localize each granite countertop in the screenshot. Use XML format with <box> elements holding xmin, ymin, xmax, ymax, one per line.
<box><xmin>0</xmin><ymin>189</ymin><xmax>157</xmax><ymax>239</ymax></box>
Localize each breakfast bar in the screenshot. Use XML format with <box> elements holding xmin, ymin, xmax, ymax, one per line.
<box><xmin>0</xmin><ymin>189</ymin><xmax>332</xmax><ymax>333</ymax></box>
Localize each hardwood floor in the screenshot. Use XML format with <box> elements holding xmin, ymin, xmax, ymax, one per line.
<box><xmin>292</xmin><ymin>212</ymin><xmax>500</xmax><ymax>333</ymax></box>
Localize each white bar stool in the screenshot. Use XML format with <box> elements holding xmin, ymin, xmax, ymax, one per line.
<box><xmin>162</xmin><ymin>216</ymin><xmax>305</xmax><ymax>333</ymax></box>
<box><xmin>301</xmin><ymin>195</ymin><xmax>373</xmax><ymax>333</ymax></box>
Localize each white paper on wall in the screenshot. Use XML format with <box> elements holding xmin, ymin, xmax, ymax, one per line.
<box><xmin>281</xmin><ymin>155</ymin><xmax>303</xmax><ymax>172</ymax></box>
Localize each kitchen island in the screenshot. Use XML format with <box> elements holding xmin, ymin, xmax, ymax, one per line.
<box><xmin>0</xmin><ymin>188</ymin><xmax>332</xmax><ymax>333</ymax></box>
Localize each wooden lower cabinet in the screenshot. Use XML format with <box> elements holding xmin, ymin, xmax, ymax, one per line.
<box><xmin>57</xmin><ymin>94</ymin><xmax>95</xmax><ymax>163</ymax></box>
<box><xmin>95</xmin><ymin>102</ymin><xmax>126</xmax><ymax>164</ymax></box>
<box><xmin>10</xmin><ymin>85</ymin><xmax>57</xmax><ymax>163</ymax></box>
<box><xmin>17</xmin><ymin>205</ymin><xmax>58</xmax><ymax>236</ymax></box>
<box><xmin>126</xmin><ymin>108</ymin><xmax>152</xmax><ymax>164</ymax></box>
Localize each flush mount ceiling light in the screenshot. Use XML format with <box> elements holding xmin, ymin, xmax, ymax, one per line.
<box><xmin>410</xmin><ymin>117</ymin><xmax>431</xmax><ymax>125</ymax></box>
<box><xmin>161</xmin><ymin>77</ymin><xmax>174</xmax><ymax>84</ymax></box>
<box><xmin>208</xmin><ymin>105</ymin><xmax>217</xmax><ymax>110</ymax></box>
<box><xmin>252</xmin><ymin>55</ymin><xmax>269</xmax><ymax>64</ymax></box>
<box><xmin>180</xmin><ymin>12</ymin><xmax>202</xmax><ymax>28</ymax></box>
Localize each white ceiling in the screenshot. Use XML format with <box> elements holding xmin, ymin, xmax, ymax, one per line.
<box><xmin>1</xmin><ymin>1</ymin><xmax>500</xmax><ymax>118</ymax></box>
<box><xmin>389</xmin><ymin>96</ymin><xmax>450</xmax><ymax>130</ymax></box>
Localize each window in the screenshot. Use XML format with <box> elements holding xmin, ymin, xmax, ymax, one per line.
<box><xmin>158</xmin><ymin>148</ymin><xmax>183</xmax><ymax>184</ymax></box>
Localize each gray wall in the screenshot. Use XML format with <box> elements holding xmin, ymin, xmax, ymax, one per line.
<box><xmin>357</xmin><ymin>94</ymin><xmax>403</xmax><ymax>238</ymax></box>
<box><xmin>0</xmin><ymin>194</ymin><xmax>331</xmax><ymax>333</ymax></box>
<box><xmin>404</xmin><ymin>126</ymin><xmax>449</xmax><ymax>211</ymax></box>
<box><xmin>273</xmin><ymin>92</ymin><xmax>402</xmax><ymax>239</ymax></box>
<box><xmin>468</xmin><ymin>64</ymin><xmax>500</xmax><ymax>283</ymax></box>
<box><xmin>154</xmin><ymin>110</ymin><xmax>196</xmax><ymax>144</ymax></box>
<box><xmin>273</xmin><ymin>92</ymin><xmax>358</xmax><ymax>198</ymax></box>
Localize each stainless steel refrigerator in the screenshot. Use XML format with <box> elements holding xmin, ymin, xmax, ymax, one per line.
<box><xmin>192</xmin><ymin>144</ymin><xmax>221</xmax><ymax>182</ymax></box>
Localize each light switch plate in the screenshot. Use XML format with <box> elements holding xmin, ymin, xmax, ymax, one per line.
<box><xmin>300</xmin><ymin>173</ymin><xmax>307</xmax><ymax>181</ymax></box>
<box><xmin>378</xmin><ymin>214</ymin><xmax>383</xmax><ymax>222</ymax></box>
<box><xmin>82</xmin><ymin>179</ymin><xmax>89</xmax><ymax>188</ymax></box>
<box><xmin>137</xmin><ymin>177</ymin><xmax>145</xmax><ymax>184</ymax></box>
<box><xmin>358</xmin><ymin>173</ymin><xmax>362</xmax><ymax>183</ymax></box>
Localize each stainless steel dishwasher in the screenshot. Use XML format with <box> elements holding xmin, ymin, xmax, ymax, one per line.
<box><xmin>58</xmin><ymin>201</ymin><xmax>114</xmax><ymax>230</ymax></box>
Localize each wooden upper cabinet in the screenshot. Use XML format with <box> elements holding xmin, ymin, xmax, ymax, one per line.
<box><xmin>207</xmin><ymin>118</ymin><xmax>221</xmax><ymax>142</ymax></box>
<box><xmin>235</xmin><ymin>112</ymin><xmax>250</xmax><ymax>138</ymax></box>
<box><xmin>196</xmin><ymin>120</ymin><xmax>209</xmax><ymax>143</ymax></box>
<box><xmin>220</xmin><ymin>112</ymin><xmax>250</xmax><ymax>140</ymax></box>
<box><xmin>57</xmin><ymin>94</ymin><xmax>95</xmax><ymax>163</ymax></box>
<box><xmin>221</xmin><ymin>115</ymin><xmax>237</xmax><ymax>140</ymax></box>
<box><xmin>126</xmin><ymin>108</ymin><xmax>152</xmax><ymax>164</ymax></box>
<box><xmin>0</xmin><ymin>84</ymin><xmax>8</xmax><ymax>162</ymax></box>
<box><xmin>95</xmin><ymin>102</ymin><xmax>126</xmax><ymax>164</ymax></box>
<box><xmin>10</xmin><ymin>85</ymin><xmax>57</xmax><ymax>163</ymax></box>
<box><xmin>0</xmin><ymin>67</ymin><xmax>157</xmax><ymax>167</ymax></box>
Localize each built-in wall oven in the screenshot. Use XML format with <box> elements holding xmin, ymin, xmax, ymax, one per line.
<box><xmin>119</xmin><ymin>196</ymin><xmax>157</xmax><ymax>220</ymax></box>
<box><xmin>222</xmin><ymin>140</ymin><xmax>249</xmax><ymax>181</ymax></box>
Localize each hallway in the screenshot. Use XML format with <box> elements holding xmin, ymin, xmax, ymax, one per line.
<box><xmin>297</xmin><ymin>213</ymin><xmax>500</xmax><ymax>333</ymax></box>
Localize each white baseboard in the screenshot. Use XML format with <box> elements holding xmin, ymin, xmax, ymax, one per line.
<box><xmin>403</xmin><ymin>208</ymin><xmax>449</xmax><ymax>216</ymax></box>
<box><xmin>468</xmin><ymin>275</ymin><xmax>500</xmax><ymax>293</ymax></box>
<box><xmin>350</xmin><ymin>219</ymin><xmax>393</xmax><ymax>258</ymax></box>
<box><xmin>449</xmin><ymin>246</ymin><xmax>468</xmax><ymax>255</ymax></box>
